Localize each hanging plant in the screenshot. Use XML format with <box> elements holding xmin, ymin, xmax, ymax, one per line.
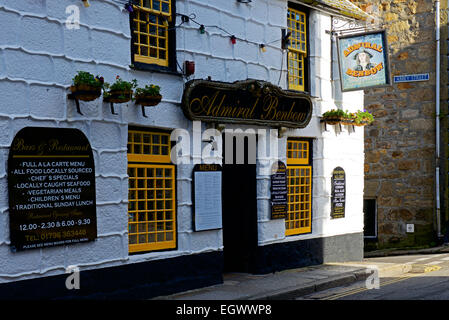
<box><xmin>134</xmin><ymin>84</ymin><xmax>162</xmax><ymax>106</ymax></box>
<box><xmin>103</xmin><ymin>76</ymin><xmax>138</xmax><ymax>104</ymax></box>
<box><xmin>70</xmin><ymin>71</ymin><xmax>104</xmax><ymax>101</ymax></box>
<box><xmin>134</xmin><ymin>84</ymin><xmax>162</xmax><ymax>117</ymax></box>
<box><xmin>352</xmin><ymin>110</ymin><xmax>374</xmax><ymax>126</ymax></box>
<box><xmin>321</xmin><ymin>109</ymin><xmax>352</xmax><ymax>125</ymax></box>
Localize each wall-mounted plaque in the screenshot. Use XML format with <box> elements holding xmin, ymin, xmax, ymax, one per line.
<box><xmin>193</xmin><ymin>164</ymin><xmax>222</xmax><ymax>231</ymax></box>
<box><xmin>271</xmin><ymin>161</ymin><xmax>288</xmax><ymax>219</ymax></box>
<box><xmin>8</xmin><ymin>127</ymin><xmax>97</xmax><ymax>252</ymax></box>
<box><xmin>337</xmin><ymin>30</ymin><xmax>391</xmax><ymax>92</ymax></box>
<box><xmin>331</xmin><ymin>167</ymin><xmax>346</xmax><ymax>219</ymax></box>
<box><xmin>182</xmin><ymin>79</ymin><xmax>313</xmax><ymax>128</ymax></box>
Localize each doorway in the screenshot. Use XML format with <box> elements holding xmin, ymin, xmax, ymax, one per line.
<box><xmin>222</xmin><ymin>133</ymin><xmax>258</xmax><ymax>273</ymax></box>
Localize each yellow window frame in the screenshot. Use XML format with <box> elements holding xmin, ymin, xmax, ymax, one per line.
<box><xmin>134</xmin><ymin>0</ymin><xmax>172</xmax><ymax>18</ymax></box>
<box><xmin>287</xmin><ymin>7</ymin><xmax>307</xmax><ymax>92</ymax></box>
<box><xmin>127</xmin><ymin>130</ymin><xmax>171</xmax><ymax>163</ymax></box>
<box><xmin>132</xmin><ymin>0</ymin><xmax>171</xmax><ymax>67</ymax></box>
<box><xmin>287</xmin><ymin>140</ymin><xmax>309</xmax><ymax>165</ymax></box>
<box><xmin>286</xmin><ymin>139</ymin><xmax>312</xmax><ymax>236</ymax></box>
<box><xmin>128</xmin><ymin>130</ymin><xmax>176</xmax><ymax>253</ymax></box>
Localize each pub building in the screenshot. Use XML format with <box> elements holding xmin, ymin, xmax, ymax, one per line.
<box><xmin>0</xmin><ymin>0</ymin><xmax>369</xmax><ymax>298</ymax></box>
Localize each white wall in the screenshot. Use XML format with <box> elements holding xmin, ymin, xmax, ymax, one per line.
<box><xmin>257</xmin><ymin>10</ymin><xmax>365</xmax><ymax>246</ymax></box>
<box><xmin>0</xmin><ymin>0</ymin><xmax>364</xmax><ymax>283</ymax></box>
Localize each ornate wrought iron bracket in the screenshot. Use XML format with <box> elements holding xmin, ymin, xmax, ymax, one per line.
<box><xmin>327</xmin><ymin>16</ymin><xmax>383</xmax><ymax>37</ymax></box>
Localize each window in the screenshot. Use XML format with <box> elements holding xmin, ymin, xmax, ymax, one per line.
<box><xmin>286</xmin><ymin>139</ymin><xmax>312</xmax><ymax>235</ymax></box>
<box><xmin>287</xmin><ymin>6</ymin><xmax>308</xmax><ymax>92</ymax></box>
<box><xmin>131</xmin><ymin>0</ymin><xmax>173</xmax><ymax>68</ymax></box>
<box><xmin>127</xmin><ymin>130</ymin><xmax>176</xmax><ymax>253</ymax></box>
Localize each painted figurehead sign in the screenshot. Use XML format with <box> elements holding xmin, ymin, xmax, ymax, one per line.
<box><xmin>337</xmin><ymin>30</ymin><xmax>391</xmax><ymax>92</ymax></box>
<box><xmin>270</xmin><ymin>161</ymin><xmax>288</xmax><ymax>219</ymax></box>
<box><xmin>331</xmin><ymin>167</ymin><xmax>346</xmax><ymax>219</ymax></box>
<box><xmin>8</xmin><ymin>127</ymin><xmax>97</xmax><ymax>252</ymax></box>
<box><xmin>182</xmin><ymin>80</ymin><xmax>313</xmax><ymax>128</ymax></box>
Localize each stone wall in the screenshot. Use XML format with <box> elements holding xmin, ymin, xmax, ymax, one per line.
<box><xmin>351</xmin><ymin>0</ymin><xmax>448</xmax><ymax>249</ymax></box>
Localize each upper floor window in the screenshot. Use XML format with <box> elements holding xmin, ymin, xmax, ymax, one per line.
<box><xmin>287</xmin><ymin>6</ymin><xmax>308</xmax><ymax>92</ymax></box>
<box><xmin>131</xmin><ymin>0</ymin><xmax>174</xmax><ymax>69</ymax></box>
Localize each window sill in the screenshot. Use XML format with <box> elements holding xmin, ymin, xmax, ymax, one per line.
<box><xmin>130</xmin><ymin>62</ymin><xmax>183</xmax><ymax>77</ymax></box>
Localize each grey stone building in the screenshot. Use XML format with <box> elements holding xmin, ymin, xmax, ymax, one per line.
<box><xmin>350</xmin><ymin>0</ymin><xmax>449</xmax><ymax>250</ymax></box>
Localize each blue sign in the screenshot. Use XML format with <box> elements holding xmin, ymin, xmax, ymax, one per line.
<box><xmin>393</xmin><ymin>74</ymin><xmax>429</xmax><ymax>83</ymax></box>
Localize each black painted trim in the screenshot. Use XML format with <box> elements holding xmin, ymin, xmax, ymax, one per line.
<box><xmin>253</xmin><ymin>232</ymin><xmax>364</xmax><ymax>274</ymax></box>
<box><xmin>0</xmin><ymin>251</ymin><xmax>223</xmax><ymax>300</ymax></box>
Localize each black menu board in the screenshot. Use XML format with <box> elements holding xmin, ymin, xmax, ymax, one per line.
<box><xmin>271</xmin><ymin>161</ymin><xmax>288</xmax><ymax>219</ymax></box>
<box><xmin>8</xmin><ymin>127</ymin><xmax>97</xmax><ymax>252</ymax></box>
<box><xmin>331</xmin><ymin>167</ymin><xmax>345</xmax><ymax>219</ymax></box>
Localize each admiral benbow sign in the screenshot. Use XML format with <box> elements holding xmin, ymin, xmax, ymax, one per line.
<box><xmin>181</xmin><ymin>80</ymin><xmax>313</xmax><ymax>128</ymax></box>
<box><xmin>337</xmin><ymin>30</ymin><xmax>391</xmax><ymax>92</ymax></box>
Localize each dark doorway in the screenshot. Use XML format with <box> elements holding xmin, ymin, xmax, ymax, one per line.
<box><xmin>363</xmin><ymin>199</ymin><xmax>377</xmax><ymax>239</ymax></box>
<box><xmin>222</xmin><ymin>133</ymin><xmax>258</xmax><ymax>273</ymax></box>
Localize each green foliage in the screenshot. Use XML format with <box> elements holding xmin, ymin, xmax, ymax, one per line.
<box><xmin>103</xmin><ymin>76</ymin><xmax>138</xmax><ymax>92</ymax></box>
<box><xmin>135</xmin><ymin>84</ymin><xmax>161</xmax><ymax>97</ymax></box>
<box><xmin>352</xmin><ymin>110</ymin><xmax>374</xmax><ymax>124</ymax></box>
<box><xmin>322</xmin><ymin>109</ymin><xmax>374</xmax><ymax>124</ymax></box>
<box><xmin>103</xmin><ymin>76</ymin><xmax>138</xmax><ymax>100</ymax></box>
<box><xmin>72</xmin><ymin>71</ymin><xmax>104</xmax><ymax>88</ymax></box>
<box><xmin>322</xmin><ymin>109</ymin><xmax>351</xmax><ymax>119</ymax></box>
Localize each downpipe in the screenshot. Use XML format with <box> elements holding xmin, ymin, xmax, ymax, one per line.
<box><xmin>435</xmin><ymin>0</ymin><xmax>442</xmax><ymax>239</ymax></box>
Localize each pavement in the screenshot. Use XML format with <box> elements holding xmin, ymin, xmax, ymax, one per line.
<box><xmin>153</xmin><ymin>245</ymin><xmax>449</xmax><ymax>300</ymax></box>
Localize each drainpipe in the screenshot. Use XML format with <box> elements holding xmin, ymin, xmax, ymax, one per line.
<box><xmin>435</xmin><ymin>0</ymin><xmax>442</xmax><ymax>238</ymax></box>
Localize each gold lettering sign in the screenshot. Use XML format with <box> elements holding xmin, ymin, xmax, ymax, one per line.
<box><xmin>182</xmin><ymin>80</ymin><xmax>313</xmax><ymax>128</ymax></box>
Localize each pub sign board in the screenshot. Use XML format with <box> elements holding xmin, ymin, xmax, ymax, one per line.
<box><xmin>182</xmin><ymin>79</ymin><xmax>313</xmax><ymax>128</ymax></box>
<box><xmin>331</xmin><ymin>167</ymin><xmax>345</xmax><ymax>219</ymax></box>
<box><xmin>337</xmin><ymin>30</ymin><xmax>391</xmax><ymax>92</ymax></box>
<box><xmin>8</xmin><ymin>127</ymin><xmax>97</xmax><ymax>252</ymax></box>
<box><xmin>271</xmin><ymin>161</ymin><xmax>288</xmax><ymax>219</ymax></box>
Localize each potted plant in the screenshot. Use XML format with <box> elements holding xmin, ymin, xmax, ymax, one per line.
<box><xmin>352</xmin><ymin>110</ymin><xmax>374</xmax><ymax>126</ymax></box>
<box><xmin>321</xmin><ymin>109</ymin><xmax>353</xmax><ymax>125</ymax></box>
<box><xmin>70</xmin><ymin>71</ymin><xmax>104</xmax><ymax>101</ymax></box>
<box><xmin>134</xmin><ymin>84</ymin><xmax>162</xmax><ymax>106</ymax></box>
<box><xmin>103</xmin><ymin>76</ymin><xmax>138</xmax><ymax>104</ymax></box>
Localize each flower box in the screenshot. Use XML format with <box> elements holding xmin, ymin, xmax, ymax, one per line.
<box><xmin>69</xmin><ymin>84</ymin><xmax>102</xmax><ymax>101</ymax></box>
<box><xmin>103</xmin><ymin>90</ymin><xmax>133</xmax><ymax>104</ymax></box>
<box><xmin>134</xmin><ymin>94</ymin><xmax>162</xmax><ymax>106</ymax></box>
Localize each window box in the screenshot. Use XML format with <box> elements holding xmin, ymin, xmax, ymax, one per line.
<box><xmin>135</xmin><ymin>94</ymin><xmax>162</xmax><ymax>106</ymax></box>
<box><xmin>69</xmin><ymin>84</ymin><xmax>102</xmax><ymax>101</ymax></box>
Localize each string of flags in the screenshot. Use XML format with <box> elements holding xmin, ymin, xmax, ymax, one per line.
<box><xmin>86</xmin><ymin>0</ymin><xmax>291</xmax><ymax>51</ymax></box>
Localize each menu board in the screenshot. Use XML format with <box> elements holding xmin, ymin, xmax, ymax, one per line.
<box><xmin>331</xmin><ymin>167</ymin><xmax>345</xmax><ymax>219</ymax></box>
<box><xmin>193</xmin><ymin>164</ymin><xmax>222</xmax><ymax>231</ymax></box>
<box><xmin>8</xmin><ymin>127</ymin><xmax>97</xmax><ymax>252</ymax></box>
<box><xmin>271</xmin><ymin>161</ymin><xmax>288</xmax><ymax>219</ymax></box>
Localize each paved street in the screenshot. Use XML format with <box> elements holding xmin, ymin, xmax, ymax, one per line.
<box><xmin>298</xmin><ymin>253</ymin><xmax>449</xmax><ymax>300</ymax></box>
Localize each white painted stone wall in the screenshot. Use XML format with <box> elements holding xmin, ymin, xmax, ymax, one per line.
<box><xmin>0</xmin><ymin>0</ymin><xmax>364</xmax><ymax>284</ymax></box>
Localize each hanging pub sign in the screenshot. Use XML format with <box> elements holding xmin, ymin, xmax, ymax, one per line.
<box><xmin>331</xmin><ymin>167</ymin><xmax>346</xmax><ymax>219</ymax></box>
<box><xmin>192</xmin><ymin>164</ymin><xmax>223</xmax><ymax>231</ymax></box>
<box><xmin>182</xmin><ymin>79</ymin><xmax>313</xmax><ymax>128</ymax></box>
<box><xmin>337</xmin><ymin>30</ymin><xmax>391</xmax><ymax>92</ymax></box>
<box><xmin>270</xmin><ymin>161</ymin><xmax>288</xmax><ymax>219</ymax></box>
<box><xmin>8</xmin><ymin>127</ymin><xmax>97</xmax><ymax>252</ymax></box>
